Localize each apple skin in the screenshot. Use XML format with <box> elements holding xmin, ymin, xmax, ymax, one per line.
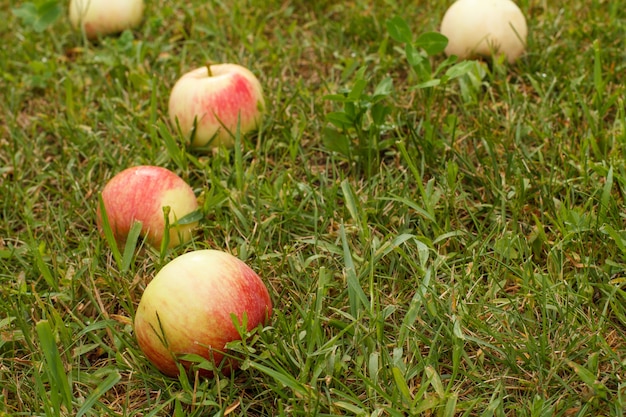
<box><xmin>168</xmin><ymin>64</ymin><xmax>265</xmax><ymax>149</ymax></box>
<box><xmin>440</xmin><ymin>0</ymin><xmax>528</xmax><ymax>63</ymax></box>
<box><xmin>69</xmin><ymin>0</ymin><xmax>145</xmax><ymax>40</ymax></box>
<box><xmin>96</xmin><ymin>166</ymin><xmax>199</xmax><ymax>250</ymax></box>
<box><xmin>134</xmin><ymin>249</ymin><xmax>273</xmax><ymax>377</ymax></box>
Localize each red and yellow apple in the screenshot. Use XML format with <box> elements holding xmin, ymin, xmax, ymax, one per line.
<box><xmin>168</xmin><ymin>63</ymin><xmax>265</xmax><ymax>149</ymax></box>
<box><xmin>96</xmin><ymin>165</ymin><xmax>199</xmax><ymax>250</ymax></box>
<box><xmin>69</xmin><ymin>0</ymin><xmax>145</xmax><ymax>40</ymax></box>
<box><xmin>134</xmin><ymin>249</ymin><xmax>273</xmax><ymax>377</ymax></box>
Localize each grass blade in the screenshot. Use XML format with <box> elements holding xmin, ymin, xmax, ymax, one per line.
<box><xmin>340</xmin><ymin>224</ymin><xmax>369</xmax><ymax>317</ymax></box>
<box><xmin>75</xmin><ymin>370</ymin><xmax>121</xmax><ymax>417</ymax></box>
<box><xmin>391</xmin><ymin>366</ymin><xmax>413</xmax><ymax>406</ymax></box>
<box><xmin>97</xmin><ymin>193</ymin><xmax>122</xmax><ymax>269</ymax></box>
<box><xmin>36</xmin><ymin>320</ymin><xmax>73</xmax><ymax>414</ymax></box>
<box><xmin>121</xmin><ymin>220</ymin><xmax>142</xmax><ymax>272</ymax></box>
<box><xmin>341</xmin><ymin>179</ymin><xmax>368</xmax><ymax>237</ymax></box>
<box><xmin>234</xmin><ymin>115</ymin><xmax>244</xmax><ymax>191</ymax></box>
<box><xmin>598</xmin><ymin>165</ymin><xmax>613</xmax><ymax>224</ymax></box>
<box><xmin>158</xmin><ymin>119</ymin><xmax>187</xmax><ymax>171</ymax></box>
<box><xmin>30</xmin><ymin>242</ymin><xmax>56</xmax><ymax>291</ymax></box>
<box><xmin>246</xmin><ymin>361</ymin><xmax>313</xmax><ymax>400</ymax></box>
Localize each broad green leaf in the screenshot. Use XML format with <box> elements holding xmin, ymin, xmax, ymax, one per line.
<box><xmin>415</xmin><ymin>32</ymin><xmax>449</xmax><ymax>56</ymax></box>
<box><xmin>386</xmin><ymin>16</ymin><xmax>413</xmax><ymax>43</ymax></box>
<box><xmin>324</xmin><ymin>93</ymin><xmax>351</xmax><ymax>103</ymax></box>
<box><xmin>323</xmin><ymin>127</ymin><xmax>352</xmax><ymax>157</ymax></box>
<box><xmin>412</xmin><ymin>79</ymin><xmax>441</xmax><ymax>89</ymax></box>
<box><xmin>405</xmin><ymin>43</ymin><xmax>425</xmax><ymax>68</ymax></box>
<box><xmin>445</xmin><ymin>60</ymin><xmax>480</xmax><ymax>80</ymax></box>
<box><xmin>35</xmin><ymin>1</ymin><xmax>62</xmax><ymax>32</ymax></box>
<box><xmin>12</xmin><ymin>1</ymin><xmax>61</xmax><ymax>33</ymax></box>
<box><xmin>348</xmin><ymin>78</ymin><xmax>368</xmax><ymax>101</ymax></box>
<box><xmin>12</xmin><ymin>3</ymin><xmax>38</xmax><ymax>27</ymax></box>
<box><xmin>373</xmin><ymin>76</ymin><xmax>394</xmax><ymax>98</ymax></box>
<box><xmin>371</xmin><ymin>102</ymin><xmax>392</xmax><ymax>126</ymax></box>
<box><xmin>326</xmin><ymin>111</ymin><xmax>355</xmax><ymax>129</ymax></box>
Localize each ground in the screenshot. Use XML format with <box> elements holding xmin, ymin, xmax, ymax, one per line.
<box><xmin>1</xmin><ymin>1</ymin><xmax>626</xmax><ymax>416</ymax></box>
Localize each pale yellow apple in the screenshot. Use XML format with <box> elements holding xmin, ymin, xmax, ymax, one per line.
<box><xmin>69</xmin><ymin>0</ymin><xmax>145</xmax><ymax>40</ymax></box>
<box><xmin>440</xmin><ymin>0</ymin><xmax>528</xmax><ymax>63</ymax></box>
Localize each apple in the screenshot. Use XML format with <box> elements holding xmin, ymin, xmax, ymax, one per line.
<box><xmin>96</xmin><ymin>165</ymin><xmax>199</xmax><ymax>250</ymax></box>
<box><xmin>134</xmin><ymin>249</ymin><xmax>273</xmax><ymax>377</ymax></box>
<box><xmin>440</xmin><ymin>0</ymin><xmax>528</xmax><ymax>63</ymax></box>
<box><xmin>168</xmin><ymin>64</ymin><xmax>265</xmax><ymax>149</ymax></box>
<box><xmin>69</xmin><ymin>0</ymin><xmax>146</xmax><ymax>40</ymax></box>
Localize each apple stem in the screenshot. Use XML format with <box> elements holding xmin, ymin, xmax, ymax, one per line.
<box><xmin>206</xmin><ymin>63</ymin><xmax>213</xmax><ymax>77</ymax></box>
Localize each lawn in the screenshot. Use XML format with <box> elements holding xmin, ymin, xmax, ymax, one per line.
<box><xmin>1</xmin><ymin>0</ymin><xmax>626</xmax><ymax>416</ymax></box>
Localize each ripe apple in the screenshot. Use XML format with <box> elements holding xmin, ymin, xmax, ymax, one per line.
<box><xmin>168</xmin><ymin>64</ymin><xmax>265</xmax><ymax>149</ymax></box>
<box><xmin>440</xmin><ymin>0</ymin><xmax>528</xmax><ymax>63</ymax></box>
<box><xmin>134</xmin><ymin>249</ymin><xmax>273</xmax><ymax>377</ymax></box>
<box><xmin>96</xmin><ymin>165</ymin><xmax>199</xmax><ymax>250</ymax></box>
<box><xmin>69</xmin><ymin>0</ymin><xmax>146</xmax><ymax>40</ymax></box>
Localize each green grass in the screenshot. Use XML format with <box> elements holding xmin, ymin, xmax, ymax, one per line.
<box><xmin>2</xmin><ymin>0</ymin><xmax>626</xmax><ymax>415</ymax></box>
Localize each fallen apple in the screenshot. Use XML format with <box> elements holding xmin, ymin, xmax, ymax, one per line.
<box><xmin>168</xmin><ymin>63</ymin><xmax>265</xmax><ymax>149</ymax></box>
<box><xmin>69</xmin><ymin>0</ymin><xmax>145</xmax><ymax>40</ymax></box>
<box><xmin>134</xmin><ymin>249</ymin><xmax>273</xmax><ymax>377</ymax></box>
<box><xmin>440</xmin><ymin>0</ymin><xmax>528</xmax><ymax>63</ymax></box>
<box><xmin>96</xmin><ymin>165</ymin><xmax>199</xmax><ymax>250</ymax></box>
